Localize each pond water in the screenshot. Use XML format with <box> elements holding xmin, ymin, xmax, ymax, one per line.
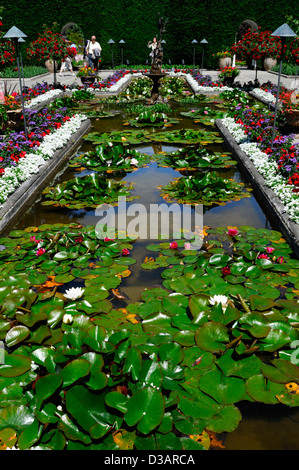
<box><xmin>11</xmin><ymin>94</ymin><xmax>299</xmax><ymax>450</ymax></box>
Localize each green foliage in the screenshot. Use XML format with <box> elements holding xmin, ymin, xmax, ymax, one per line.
<box><xmin>41</xmin><ymin>173</ymin><xmax>136</xmax><ymax>209</ymax></box>
<box><xmin>0</xmin><ymin>66</ymin><xmax>47</xmax><ymax>78</ymax></box>
<box><xmin>156</xmin><ymin>146</ymin><xmax>237</xmax><ymax>170</ymax></box>
<box><xmin>69</xmin><ymin>143</ymin><xmax>151</xmax><ymax>172</ymax></box>
<box><xmin>159</xmin><ymin>171</ymin><xmax>251</xmax><ymax>205</ymax></box>
<box><xmin>3</xmin><ymin>0</ymin><xmax>297</xmax><ymax>66</ymax></box>
<box><xmin>0</xmin><ymin>224</ymin><xmax>299</xmax><ymax>449</ymax></box>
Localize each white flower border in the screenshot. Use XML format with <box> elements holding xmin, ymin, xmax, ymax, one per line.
<box><xmin>0</xmin><ymin>114</ymin><xmax>87</xmax><ymax>207</ymax></box>
<box><xmin>221</xmin><ymin>116</ymin><xmax>299</xmax><ymax>224</ymax></box>
<box><xmin>185</xmin><ymin>73</ymin><xmax>234</xmax><ymax>93</ymax></box>
<box><xmin>25</xmin><ymin>89</ymin><xmax>64</xmax><ymax>108</ymax></box>
<box><xmin>250</xmin><ymin>88</ymin><xmax>276</xmax><ymax>105</ymax></box>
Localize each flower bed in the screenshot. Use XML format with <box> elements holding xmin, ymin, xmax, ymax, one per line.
<box><xmin>185</xmin><ymin>72</ymin><xmax>234</xmax><ymax>93</ymax></box>
<box><xmin>221</xmin><ymin>116</ymin><xmax>299</xmax><ymax>224</ymax></box>
<box><xmin>0</xmin><ymin>108</ymin><xmax>86</xmax><ymax>207</ymax></box>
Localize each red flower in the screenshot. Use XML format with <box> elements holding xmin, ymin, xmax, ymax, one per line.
<box><xmin>221</xmin><ymin>266</ymin><xmax>231</xmax><ymax>276</ymax></box>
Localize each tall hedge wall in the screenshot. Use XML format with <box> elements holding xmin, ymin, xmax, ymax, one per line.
<box><xmin>1</xmin><ymin>0</ymin><xmax>299</xmax><ymax>67</ymax></box>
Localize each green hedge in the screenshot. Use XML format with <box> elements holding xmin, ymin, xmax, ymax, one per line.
<box><xmin>1</xmin><ymin>0</ymin><xmax>298</xmax><ymax>67</ymax></box>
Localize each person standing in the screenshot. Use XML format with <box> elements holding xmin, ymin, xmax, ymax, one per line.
<box><xmin>85</xmin><ymin>35</ymin><xmax>102</xmax><ymax>70</ymax></box>
<box><xmin>148</xmin><ymin>37</ymin><xmax>157</xmax><ymax>63</ymax></box>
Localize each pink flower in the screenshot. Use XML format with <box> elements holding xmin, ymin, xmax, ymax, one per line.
<box><xmin>104</xmin><ymin>237</ymin><xmax>114</xmax><ymax>242</ymax></box>
<box><xmin>30</xmin><ymin>235</ymin><xmax>43</xmax><ymax>244</ymax></box>
<box><xmin>170</xmin><ymin>241</ymin><xmax>178</xmax><ymax>249</ymax></box>
<box><xmin>122</xmin><ymin>248</ymin><xmax>130</xmax><ymax>256</ymax></box>
<box><xmin>75</xmin><ymin>236</ymin><xmax>84</xmax><ymax>243</ymax></box>
<box><xmin>222</xmin><ymin>266</ymin><xmax>231</xmax><ymax>276</ymax></box>
<box><xmin>258</xmin><ymin>253</ymin><xmax>269</xmax><ymax>259</ymax></box>
<box><xmin>36</xmin><ymin>248</ymin><xmax>45</xmax><ymax>257</ymax></box>
<box><xmin>184</xmin><ymin>242</ymin><xmax>191</xmax><ymax>250</ymax></box>
<box><xmin>266</xmin><ymin>246</ymin><xmax>275</xmax><ymax>253</ymax></box>
<box><xmin>227</xmin><ymin>228</ymin><xmax>238</xmax><ymax>237</ymax></box>
<box><xmin>277</xmin><ymin>256</ymin><xmax>284</xmax><ymax>264</ymax></box>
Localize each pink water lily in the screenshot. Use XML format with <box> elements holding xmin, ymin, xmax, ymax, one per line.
<box><xmin>277</xmin><ymin>256</ymin><xmax>284</xmax><ymax>264</ymax></box>
<box><xmin>227</xmin><ymin>228</ymin><xmax>238</xmax><ymax>237</ymax></box>
<box><xmin>258</xmin><ymin>253</ymin><xmax>269</xmax><ymax>259</ymax></box>
<box><xmin>30</xmin><ymin>235</ymin><xmax>43</xmax><ymax>244</ymax></box>
<box><xmin>170</xmin><ymin>241</ymin><xmax>178</xmax><ymax>249</ymax></box>
<box><xmin>122</xmin><ymin>248</ymin><xmax>130</xmax><ymax>256</ymax></box>
<box><xmin>36</xmin><ymin>248</ymin><xmax>45</xmax><ymax>256</ymax></box>
<box><xmin>266</xmin><ymin>246</ymin><xmax>275</xmax><ymax>253</ymax></box>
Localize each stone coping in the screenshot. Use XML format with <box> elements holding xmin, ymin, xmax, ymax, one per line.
<box><xmin>215</xmin><ymin>119</ymin><xmax>299</xmax><ymax>258</ymax></box>
<box><xmin>0</xmin><ymin>118</ymin><xmax>91</xmax><ymax>236</ymax></box>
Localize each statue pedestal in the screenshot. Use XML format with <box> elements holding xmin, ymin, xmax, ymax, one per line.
<box><xmin>143</xmin><ymin>72</ymin><xmax>168</xmax><ymax>105</ymax></box>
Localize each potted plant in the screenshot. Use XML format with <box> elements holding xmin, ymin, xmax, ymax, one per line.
<box><xmin>280</xmin><ymin>88</ymin><xmax>299</xmax><ymax>128</ymax></box>
<box><xmin>231</xmin><ymin>29</ymin><xmax>282</xmax><ymax>71</ymax></box>
<box><xmin>215</xmin><ymin>51</ymin><xmax>232</xmax><ymax>69</ymax></box>
<box><xmin>218</xmin><ymin>66</ymin><xmax>240</xmax><ymax>85</ymax></box>
<box><xmin>76</xmin><ymin>66</ymin><xmax>98</xmax><ymax>85</ymax></box>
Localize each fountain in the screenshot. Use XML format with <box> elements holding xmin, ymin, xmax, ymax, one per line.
<box><xmin>144</xmin><ymin>15</ymin><xmax>169</xmax><ymax>105</ymax></box>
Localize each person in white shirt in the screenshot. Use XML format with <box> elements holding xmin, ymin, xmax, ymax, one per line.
<box><xmin>148</xmin><ymin>37</ymin><xmax>157</xmax><ymax>63</ymax></box>
<box><xmin>85</xmin><ymin>36</ymin><xmax>102</xmax><ymax>70</ymax></box>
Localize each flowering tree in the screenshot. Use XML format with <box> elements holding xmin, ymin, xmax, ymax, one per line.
<box><xmin>231</xmin><ymin>29</ymin><xmax>282</xmax><ymax>61</ymax></box>
<box><xmin>27</xmin><ymin>28</ymin><xmax>76</xmax><ymax>64</ymax></box>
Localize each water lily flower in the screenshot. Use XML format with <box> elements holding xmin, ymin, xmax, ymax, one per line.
<box><xmin>221</xmin><ymin>266</ymin><xmax>231</xmax><ymax>276</ymax></box>
<box><xmin>36</xmin><ymin>248</ymin><xmax>45</xmax><ymax>256</ymax></box>
<box><xmin>227</xmin><ymin>228</ymin><xmax>238</xmax><ymax>237</ymax></box>
<box><xmin>130</xmin><ymin>158</ymin><xmax>138</xmax><ymax>166</ymax></box>
<box><xmin>62</xmin><ymin>314</ymin><xmax>73</xmax><ymax>324</ymax></box>
<box><xmin>64</xmin><ymin>287</ymin><xmax>85</xmax><ymax>300</ymax></box>
<box><xmin>258</xmin><ymin>253</ymin><xmax>269</xmax><ymax>259</ymax></box>
<box><xmin>277</xmin><ymin>256</ymin><xmax>284</xmax><ymax>264</ymax></box>
<box><xmin>75</xmin><ymin>235</ymin><xmax>84</xmax><ymax>243</ymax></box>
<box><xmin>184</xmin><ymin>242</ymin><xmax>191</xmax><ymax>250</ymax></box>
<box><xmin>122</xmin><ymin>248</ymin><xmax>130</xmax><ymax>256</ymax></box>
<box><xmin>266</xmin><ymin>246</ymin><xmax>275</xmax><ymax>253</ymax></box>
<box><xmin>104</xmin><ymin>237</ymin><xmax>114</xmax><ymax>242</ymax></box>
<box><xmin>209</xmin><ymin>295</ymin><xmax>229</xmax><ymax>308</ymax></box>
<box><xmin>170</xmin><ymin>241</ymin><xmax>178</xmax><ymax>249</ymax></box>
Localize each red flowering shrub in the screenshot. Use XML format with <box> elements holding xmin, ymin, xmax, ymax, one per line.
<box><xmin>231</xmin><ymin>29</ymin><xmax>282</xmax><ymax>61</ymax></box>
<box><xmin>0</xmin><ymin>34</ymin><xmax>15</xmax><ymax>68</ymax></box>
<box><xmin>27</xmin><ymin>29</ymin><xmax>76</xmax><ymax>63</ymax></box>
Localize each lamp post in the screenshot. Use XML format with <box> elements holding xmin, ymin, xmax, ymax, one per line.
<box><xmin>200</xmin><ymin>38</ymin><xmax>208</xmax><ymax>71</ymax></box>
<box><xmin>108</xmin><ymin>39</ymin><xmax>115</xmax><ymax>69</ymax></box>
<box><xmin>3</xmin><ymin>26</ymin><xmax>28</xmax><ymax>140</ymax></box>
<box><xmin>119</xmin><ymin>39</ymin><xmax>125</xmax><ymax>66</ymax></box>
<box><xmin>18</xmin><ymin>37</ymin><xmax>26</xmax><ymax>92</ymax></box>
<box><xmin>191</xmin><ymin>39</ymin><xmax>197</xmax><ymax>68</ymax></box>
<box><xmin>271</xmin><ymin>23</ymin><xmax>297</xmax><ymax>148</ymax></box>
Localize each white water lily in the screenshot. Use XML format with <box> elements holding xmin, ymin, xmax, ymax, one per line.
<box><xmin>130</xmin><ymin>158</ymin><xmax>138</xmax><ymax>166</ymax></box>
<box><xmin>64</xmin><ymin>287</ymin><xmax>85</xmax><ymax>301</ymax></box>
<box><xmin>62</xmin><ymin>314</ymin><xmax>73</xmax><ymax>324</ymax></box>
<box><xmin>209</xmin><ymin>295</ymin><xmax>229</xmax><ymax>308</ymax></box>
